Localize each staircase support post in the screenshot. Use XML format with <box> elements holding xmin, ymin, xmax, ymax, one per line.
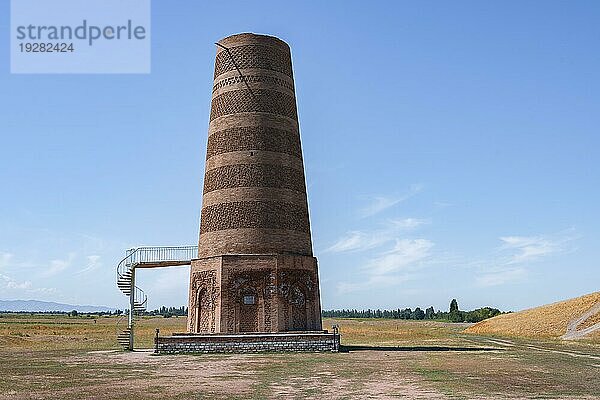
<box><xmin>128</xmin><ymin>268</ymin><xmax>135</xmax><ymax>351</ymax></box>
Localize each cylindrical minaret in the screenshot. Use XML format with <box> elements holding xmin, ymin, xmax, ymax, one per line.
<box><xmin>199</xmin><ymin>33</ymin><xmax>312</xmax><ymax>258</ymax></box>
<box><xmin>188</xmin><ymin>33</ymin><xmax>321</xmax><ymax>334</ymax></box>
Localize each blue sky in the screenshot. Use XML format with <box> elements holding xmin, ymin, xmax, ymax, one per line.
<box><xmin>1</xmin><ymin>1</ymin><xmax>599</xmax><ymax>312</ymax></box>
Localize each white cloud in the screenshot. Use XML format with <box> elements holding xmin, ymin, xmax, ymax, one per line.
<box><xmin>471</xmin><ymin>230</ymin><xmax>579</xmax><ymax>287</ymax></box>
<box><xmin>336</xmin><ymin>238</ymin><xmax>433</xmax><ymax>294</ymax></box>
<box><xmin>500</xmin><ymin>232</ymin><xmax>575</xmax><ymax>263</ymax></box>
<box><xmin>476</xmin><ymin>268</ymin><xmax>526</xmax><ymax>287</ymax></box>
<box><xmin>0</xmin><ymin>252</ymin><xmax>13</xmax><ymax>269</ymax></box>
<box><xmin>326</xmin><ymin>230</ymin><xmax>386</xmax><ymax>253</ymax></box>
<box><xmin>42</xmin><ymin>253</ymin><xmax>76</xmax><ymax>277</ymax></box>
<box><xmin>359</xmin><ymin>184</ymin><xmax>423</xmax><ymax>218</ymax></box>
<box><xmin>0</xmin><ymin>273</ymin><xmax>57</xmax><ymax>295</ymax></box>
<box><xmin>360</xmin><ymin>196</ymin><xmax>402</xmax><ymax>218</ymax></box>
<box><xmin>390</xmin><ymin>218</ymin><xmax>427</xmax><ymax>230</ymax></box>
<box><xmin>1</xmin><ymin>274</ymin><xmax>32</xmax><ymax>290</ymax></box>
<box><xmin>76</xmin><ymin>255</ymin><xmax>102</xmax><ymax>275</ymax></box>
<box><xmin>328</xmin><ymin>188</ymin><xmax>432</xmax><ymax>293</ymax></box>
<box><xmin>367</xmin><ymin>239</ymin><xmax>434</xmax><ymax>276</ymax></box>
<box><xmin>326</xmin><ymin>218</ymin><xmax>428</xmax><ymax>253</ymax></box>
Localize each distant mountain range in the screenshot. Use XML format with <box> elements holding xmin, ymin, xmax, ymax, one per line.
<box><xmin>0</xmin><ymin>300</ymin><xmax>116</xmax><ymax>313</ymax></box>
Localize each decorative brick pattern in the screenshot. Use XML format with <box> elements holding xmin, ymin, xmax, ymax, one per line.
<box><xmin>209</xmin><ymin>89</ymin><xmax>298</xmax><ymax>121</ymax></box>
<box><xmin>206</xmin><ymin>126</ymin><xmax>301</xmax><ymax>159</ymax></box>
<box><xmin>225</xmin><ymin>269</ymin><xmax>275</xmax><ymax>333</ymax></box>
<box><xmin>189</xmin><ymin>270</ymin><xmax>219</xmax><ymax>333</ymax></box>
<box><xmin>213</xmin><ymin>44</ymin><xmax>292</xmax><ymax>78</ymax></box>
<box><xmin>213</xmin><ymin>74</ymin><xmax>294</xmax><ymax>93</ymax></box>
<box><xmin>278</xmin><ymin>269</ymin><xmax>317</xmax><ymax>331</ymax></box>
<box><xmin>200</xmin><ymin>201</ymin><xmax>310</xmax><ymax>233</ymax></box>
<box><xmin>203</xmin><ymin>164</ymin><xmax>306</xmax><ymax>194</ymax></box>
<box><xmin>188</xmin><ymin>255</ymin><xmax>321</xmax><ymax>334</ymax></box>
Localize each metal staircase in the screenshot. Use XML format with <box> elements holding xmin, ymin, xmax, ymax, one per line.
<box><xmin>115</xmin><ymin>246</ymin><xmax>198</xmax><ymax>350</ymax></box>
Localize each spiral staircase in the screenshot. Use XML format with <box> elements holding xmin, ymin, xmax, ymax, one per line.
<box><xmin>115</xmin><ymin>246</ymin><xmax>198</xmax><ymax>350</ymax></box>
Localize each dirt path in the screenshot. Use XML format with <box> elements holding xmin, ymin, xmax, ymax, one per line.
<box><xmin>562</xmin><ymin>302</ymin><xmax>600</xmax><ymax>340</ymax></box>
<box><xmin>474</xmin><ymin>336</ymin><xmax>600</xmax><ymax>362</ymax></box>
<box><xmin>70</xmin><ymin>349</ymin><xmax>451</xmax><ymax>399</ymax></box>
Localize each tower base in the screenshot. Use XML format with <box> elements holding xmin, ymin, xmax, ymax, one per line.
<box><xmin>156</xmin><ymin>331</ymin><xmax>339</xmax><ymax>354</ymax></box>
<box><xmin>188</xmin><ymin>254</ymin><xmax>322</xmax><ymax>334</ymax></box>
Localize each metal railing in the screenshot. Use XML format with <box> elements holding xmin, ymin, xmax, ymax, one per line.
<box><xmin>132</xmin><ymin>286</ymin><xmax>147</xmax><ymax>310</ymax></box>
<box><xmin>115</xmin><ymin>245</ymin><xmax>197</xmax><ymax>350</ymax></box>
<box><xmin>115</xmin><ymin>314</ymin><xmax>127</xmax><ymax>334</ymax></box>
<box><xmin>116</xmin><ymin>245</ymin><xmax>198</xmax><ymax>280</ymax></box>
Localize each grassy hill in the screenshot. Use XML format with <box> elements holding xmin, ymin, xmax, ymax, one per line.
<box><xmin>464</xmin><ymin>291</ymin><xmax>600</xmax><ymax>340</ymax></box>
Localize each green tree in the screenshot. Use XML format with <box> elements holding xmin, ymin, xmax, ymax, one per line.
<box><xmin>449</xmin><ymin>299</ymin><xmax>459</xmax><ymax>313</ymax></box>
<box><xmin>412</xmin><ymin>307</ymin><xmax>425</xmax><ymax>320</ymax></box>
<box><xmin>449</xmin><ymin>299</ymin><xmax>462</xmax><ymax>322</ymax></box>
<box><xmin>425</xmin><ymin>306</ymin><xmax>435</xmax><ymax>319</ymax></box>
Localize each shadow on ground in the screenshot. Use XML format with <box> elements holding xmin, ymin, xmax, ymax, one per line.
<box><xmin>341</xmin><ymin>345</ymin><xmax>501</xmax><ymax>352</ymax></box>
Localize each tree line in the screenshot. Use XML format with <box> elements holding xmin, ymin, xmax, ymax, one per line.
<box><xmin>143</xmin><ymin>306</ymin><xmax>187</xmax><ymax>318</ymax></box>
<box><xmin>0</xmin><ymin>307</ymin><xmax>188</xmax><ymax>318</ymax></box>
<box><xmin>322</xmin><ymin>299</ymin><xmax>503</xmax><ymax>323</ymax></box>
<box><xmin>2</xmin><ymin>299</ymin><xmax>503</xmax><ymax>323</ymax></box>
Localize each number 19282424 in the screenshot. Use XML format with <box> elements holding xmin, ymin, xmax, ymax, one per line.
<box><xmin>19</xmin><ymin>43</ymin><xmax>74</xmax><ymax>52</ymax></box>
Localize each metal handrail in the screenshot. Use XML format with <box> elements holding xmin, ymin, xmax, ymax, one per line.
<box><xmin>116</xmin><ymin>245</ymin><xmax>198</xmax><ymax>283</ymax></box>
<box><xmin>133</xmin><ymin>286</ymin><xmax>147</xmax><ymax>311</ymax></box>
<box><xmin>115</xmin><ymin>245</ymin><xmax>197</xmax><ymax>350</ymax></box>
<box><xmin>115</xmin><ymin>314</ymin><xmax>127</xmax><ymax>334</ymax></box>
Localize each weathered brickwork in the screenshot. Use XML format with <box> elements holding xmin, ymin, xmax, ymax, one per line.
<box><xmin>206</xmin><ymin>126</ymin><xmax>301</xmax><ymax>159</ymax></box>
<box><xmin>205</xmin><ymin>151</ymin><xmax>304</xmax><ymax>173</ymax></box>
<box><xmin>189</xmin><ymin>255</ymin><xmax>321</xmax><ymax>334</ymax></box>
<box><xmin>188</xmin><ymin>270</ymin><xmax>219</xmax><ymax>333</ymax></box>
<box><xmin>200</xmin><ymin>201</ymin><xmax>309</xmax><ymax>233</ymax></box>
<box><xmin>213</xmin><ymin>74</ymin><xmax>294</xmax><ymax>93</ymax></box>
<box><xmin>201</xmin><ymin>187</ymin><xmax>308</xmax><ymax>207</ymax></box>
<box><xmin>157</xmin><ymin>332</ymin><xmax>339</xmax><ymax>354</ymax></box>
<box><xmin>203</xmin><ymin>164</ymin><xmax>306</xmax><ymax>194</ymax></box>
<box><xmin>188</xmin><ymin>34</ymin><xmax>323</xmax><ymax>346</ymax></box>
<box><xmin>198</xmin><ymin>229</ymin><xmax>312</xmax><ymax>258</ymax></box>
<box><xmin>225</xmin><ymin>268</ymin><xmax>274</xmax><ymax>333</ymax></box>
<box><xmin>278</xmin><ymin>269</ymin><xmax>318</xmax><ymax>331</ymax></box>
<box><xmin>213</xmin><ymin>44</ymin><xmax>293</xmax><ymax>78</ymax></box>
<box><xmin>209</xmin><ymin>113</ymin><xmax>298</xmax><ymax>137</ymax></box>
<box><xmin>209</xmin><ymin>89</ymin><xmax>298</xmax><ymax>121</ymax></box>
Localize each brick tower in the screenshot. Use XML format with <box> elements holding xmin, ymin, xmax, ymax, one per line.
<box><xmin>188</xmin><ymin>33</ymin><xmax>322</xmax><ymax>334</ymax></box>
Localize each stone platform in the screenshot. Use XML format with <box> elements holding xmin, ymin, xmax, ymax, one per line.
<box><xmin>155</xmin><ymin>331</ymin><xmax>339</xmax><ymax>354</ymax></box>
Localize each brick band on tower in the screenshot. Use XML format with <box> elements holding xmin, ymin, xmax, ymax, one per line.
<box><xmin>188</xmin><ymin>33</ymin><xmax>322</xmax><ymax>334</ymax></box>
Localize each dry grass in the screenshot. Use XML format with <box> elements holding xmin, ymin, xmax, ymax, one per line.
<box><xmin>326</xmin><ymin>318</ymin><xmax>471</xmax><ymax>346</ymax></box>
<box><xmin>0</xmin><ymin>314</ymin><xmax>187</xmax><ymax>351</ymax></box>
<box><xmin>464</xmin><ymin>291</ymin><xmax>600</xmax><ymax>339</ymax></box>
<box><xmin>1</xmin><ymin>314</ymin><xmax>600</xmax><ymax>399</ymax></box>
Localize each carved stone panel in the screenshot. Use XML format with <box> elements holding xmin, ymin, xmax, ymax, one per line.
<box><xmin>190</xmin><ymin>270</ymin><xmax>219</xmax><ymax>333</ymax></box>
<box><xmin>226</xmin><ymin>269</ymin><xmax>274</xmax><ymax>333</ymax></box>
<box><xmin>278</xmin><ymin>269</ymin><xmax>316</xmax><ymax>331</ymax></box>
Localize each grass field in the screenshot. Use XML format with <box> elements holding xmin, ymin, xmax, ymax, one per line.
<box><xmin>1</xmin><ymin>314</ymin><xmax>599</xmax><ymax>399</ymax></box>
